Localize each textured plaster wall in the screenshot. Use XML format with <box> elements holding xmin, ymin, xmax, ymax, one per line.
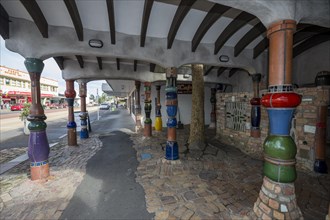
<box><xmin>293</xmin><ymin>41</ymin><xmax>330</xmax><ymax>86</ymax></box>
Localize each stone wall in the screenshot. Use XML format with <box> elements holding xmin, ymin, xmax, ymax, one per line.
<box><xmin>216</xmin><ymin>86</ymin><xmax>330</xmax><ymax>171</ymax></box>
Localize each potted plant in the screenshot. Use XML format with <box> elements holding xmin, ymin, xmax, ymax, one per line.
<box><xmin>19</xmin><ymin>103</ymin><xmax>31</xmax><ymax>135</ymax></box>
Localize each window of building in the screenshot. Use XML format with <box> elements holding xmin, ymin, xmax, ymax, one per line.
<box><xmin>0</xmin><ymin>77</ymin><xmax>4</xmax><ymax>85</ymax></box>
<box><xmin>5</xmin><ymin>78</ymin><xmax>10</xmax><ymax>85</ymax></box>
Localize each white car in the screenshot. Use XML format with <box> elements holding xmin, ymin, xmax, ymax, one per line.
<box><xmin>99</xmin><ymin>103</ymin><xmax>110</xmax><ymax>110</ymax></box>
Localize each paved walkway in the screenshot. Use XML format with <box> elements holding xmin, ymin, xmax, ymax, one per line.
<box><xmin>0</xmin><ymin>109</ymin><xmax>329</xmax><ymax>219</ymax></box>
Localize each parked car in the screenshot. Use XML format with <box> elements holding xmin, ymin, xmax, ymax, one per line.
<box><xmin>10</xmin><ymin>103</ymin><xmax>24</xmax><ymax>111</ymax></box>
<box><xmin>99</xmin><ymin>103</ymin><xmax>110</xmax><ymax>110</ymax></box>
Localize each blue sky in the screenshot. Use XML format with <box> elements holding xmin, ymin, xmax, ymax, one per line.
<box><xmin>0</xmin><ymin>37</ymin><xmax>104</xmax><ymax>96</ymax></box>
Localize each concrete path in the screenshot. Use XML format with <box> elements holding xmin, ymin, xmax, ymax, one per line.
<box><xmin>60</xmin><ymin>110</ymin><xmax>154</xmax><ymax>219</ymax></box>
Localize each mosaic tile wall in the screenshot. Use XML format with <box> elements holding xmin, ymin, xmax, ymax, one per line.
<box><xmin>225</xmin><ymin>102</ymin><xmax>248</xmax><ymax>132</ymax></box>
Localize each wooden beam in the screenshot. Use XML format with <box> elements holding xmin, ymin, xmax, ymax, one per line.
<box><xmin>76</xmin><ymin>55</ymin><xmax>84</xmax><ymax>68</ymax></box>
<box><xmin>53</xmin><ymin>56</ymin><xmax>64</xmax><ymax>70</ymax></box>
<box><xmin>106</xmin><ymin>0</ymin><xmax>116</xmax><ymax>44</ymax></box>
<box><xmin>293</xmin><ymin>26</ymin><xmax>329</xmax><ymax>45</ymax></box>
<box><xmin>167</xmin><ymin>0</ymin><xmax>196</xmax><ymax>49</ymax></box>
<box><xmin>134</xmin><ymin>60</ymin><xmax>138</xmax><ymax>72</ymax></box>
<box><xmin>64</xmin><ymin>0</ymin><xmax>83</xmax><ymax>41</ymax></box>
<box><xmin>214</xmin><ymin>12</ymin><xmax>255</xmax><ymax>54</ymax></box>
<box><xmin>150</xmin><ymin>63</ymin><xmax>156</xmax><ymax>72</ymax></box>
<box><xmin>251</xmin><ymin>24</ymin><xmax>313</xmax><ymax>59</ymax></box>
<box><xmin>0</xmin><ymin>4</ymin><xmax>9</xmax><ymax>39</ymax></box>
<box><xmin>229</xmin><ymin>68</ymin><xmax>239</xmax><ymax>78</ymax></box>
<box><xmin>140</xmin><ymin>0</ymin><xmax>154</xmax><ymax>47</ymax></box>
<box><xmin>204</xmin><ymin>66</ymin><xmax>214</xmax><ymax>76</ymax></box>
<box><xmin>293</xmin><ymin>31</ymin><xmax>330</xmax><ymax>58</ymax></box>
<box><xmin>217</xmin><ymin>67</ymin><xmax>226</xmax><ymax>77</ymax></box>
<box><xmin>97</xmin><ymin>57</ymin><xmax>102</xmax><ymax>70</ymax></box>
<box><xmin>116</xmin><ymin>58</ymin><xmax>120</xmax><ymax>70</ymax></box>
<box><xmin>234</xmin><ymin>22</ymin><xmax>266</xmax><ymax>57</ymax></box>
<box><xmin>20</xmin><ymin>0</ymin><xmax>48</xmax><ymax>38</ymax></box>
<box><xmin>192</xmin><ymin>4</ymin><xmax>230</xmax><ymax>52</ymax></box>
<box><xmin>253</xmin><ymin>38</ymin><xmax>268</xmax><ymax>59</ymax></box>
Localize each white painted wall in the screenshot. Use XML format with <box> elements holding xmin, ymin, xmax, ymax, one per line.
<box><xmin>139</xmin><ymin>84</ymin><xmax>213</xmax><ymax>127</ymax></box>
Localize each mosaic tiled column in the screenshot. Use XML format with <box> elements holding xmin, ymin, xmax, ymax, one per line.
<box><xmin>165</xmin><ymin>67</ymin><xmax>179</xmax><ymax>160</ymax></box>
<box><xmin>254</xmin><ymin>20</ymin><xmax>303</xmax><ymax>219</ymax></box>
<box><xmin>209</xmin><ymin>88</ymin><xmax>216</xmax><ymax>129</ymax></box>
<box><xmin>144</xmin><ymin>82</ymin><xmax>152</xmax><ymax>137</ymax></box>
<box><xmin>314</xmin><ymin>105</ymin><xmax>328</xmax><ymax>173</ymax></box>
<box><xmin>135</xmin><ymin>81</ymin><xmax>142</xmax><ymax>131</ymax></box>
<box><xmin>155</xmin><ymin>85</ymin><xmax>162</xmax><ymax>131</ymax></box>
<box><xmin>24</xmin><ymin>58</ymin><xmax>50</xmax><ymax>180</ymax></box>
<box><xmin>250</xmin><ymin>74</ymin><xmax>261</xmax><ymax>138</ymax></box>
<box><xmin>78</xmin><ymin>80</ymin><xmax>89</xmax><ymax>139</ymax></box>
<box><xmin>65</xmin><ymin>80</ymin><xmax>77</xmax><ymax>146</ymax></box>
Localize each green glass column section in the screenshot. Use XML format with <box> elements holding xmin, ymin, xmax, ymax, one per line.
<box><xmin>263</xmin><ymin>135</ymin><xmax>297</xmax><ymax>183</ymax></box>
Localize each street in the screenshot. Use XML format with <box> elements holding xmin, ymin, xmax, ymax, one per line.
<box><xmin>0</xmin><ymin>106</ymin><xmax>107</xmax><ymax>150</ymax></box>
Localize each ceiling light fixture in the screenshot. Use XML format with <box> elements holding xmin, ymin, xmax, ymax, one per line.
<box><xmin>219</xmin><ymin>55</ymin><xmax>229</xmax><ymax>62</ymax></box>
<box><xmin>89</xmin><ymin>39</ymin><xmax>103</xmax><ymax>48</ymax></box>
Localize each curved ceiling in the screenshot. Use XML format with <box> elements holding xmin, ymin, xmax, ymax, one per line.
<box><xmin>0</xmin><ymin>0</ymin><xmax>329</xmax><ymax>76</ymax></box>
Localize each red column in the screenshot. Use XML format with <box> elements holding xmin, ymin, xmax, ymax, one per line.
<box><xmin>65</xmin><ymin>80</ymin><xmax>77</xmax><ymax>146</ymax></box>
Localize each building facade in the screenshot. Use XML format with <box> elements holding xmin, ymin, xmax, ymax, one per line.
<box><xmin>0</xmin><ymin>66</ymin><xmax>58</xmax><ymax>108</ymax></box>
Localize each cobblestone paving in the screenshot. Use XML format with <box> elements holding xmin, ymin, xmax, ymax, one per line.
<box><xmin>0</xmin><ymin>147</ymin><xmax>27</xmax><ymax>164</ymax></box>
<box><xmin>0</xmin><ymin>127</ymin><xmax>329</xmax><ymax>220</ymax></box>
<box><xmin>0</xmin><ymin>135</ymin><xmax>102</xmax><ymax>220</ymax></box>
<box><xmin>131</xmin><ymin>128</ymin><xmax>330</xmax><ymax>220</ymax></box>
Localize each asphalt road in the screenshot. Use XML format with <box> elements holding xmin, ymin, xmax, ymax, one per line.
<box><xmin>0</xmin><ymin>107</ymin><xmax>106</xmax><ymax>150</ymax></box>
<box><xmin>61</xmin><ymin>109</ymin><xmax>153</xmax><ymax>219</ymax></box>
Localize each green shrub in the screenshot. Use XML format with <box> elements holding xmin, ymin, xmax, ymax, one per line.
<box><xmin>19</xmin><ymin>103</ymin><xmax>31</xmax><ymax>121</ymax></box>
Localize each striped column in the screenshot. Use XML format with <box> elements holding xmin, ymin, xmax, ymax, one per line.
<box><xmin>154</xmin><ymin>85</ymin><xmax>163</xmax><ymax>131</ymax></box>
<box><xmin>208</xmin><ymin>88</ymin><xmax>216</xmax><ymax>129</ymax></box>
<box><xmin>144</xmin><ymin>82</ymin><xmax>152</xmax><ymax>137</ymax></box>
<box><xmin>65</xmin><ymin>80</ymin><xmax>77</xmax><ymax>146</ymax></box>
<box><xmin>250</xmin><ymin>74</ymin><xmax>261</xmax><ymax>138</ymax></box>
<box><xmin>78</xmin><ymin>80</ymin><xmax>89</xmax><ymax>139</ymax></box>
<box><xmin>165</xmin><ymin>67</ymin><xmax>179</xmax><ymax>160</ymax></box>
<box><xmin>254</xmin><ymin>20</ymin><xmax>302</xmax><ymax>219</ymax></box>
<box><xmin>135</xmin><ymin>81</ymin><xmax>142</xmax><ymax>131</ymax></box>
<box><xmin>24</xmin><ymin>58</ymin><xmax>50</xmax><ymax>180</ymax></box>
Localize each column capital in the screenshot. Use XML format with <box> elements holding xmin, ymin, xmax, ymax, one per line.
<box><xmin>267</xmin><ymin>20</ymin><xmax>296</xmax><ymax>37</ymax></box>
<box><xmin>24</xmin><ymin>58</ymin><xmax>44</xmax><ymax>73</ymax></box>
<box><xmin>166</xmin><ymin>67</ymin><xmax>177</xmax><ymax>78</ymax></box>
<box><xmin>76</xmin><ymin>79</ymin><xmax>89</xmax><ymax>84</ymax></box>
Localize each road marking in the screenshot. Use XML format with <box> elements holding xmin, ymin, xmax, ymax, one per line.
<box><xmin>0</xmin><ymin>142</ymin><xmax>58</xmax><ymax>175</ymax></box>
<box><xmin>58</xmin><ymin>134</ymin><xmax>67</xmax><ymax>139</ymax></box>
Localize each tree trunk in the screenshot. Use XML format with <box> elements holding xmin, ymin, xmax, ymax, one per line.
<box><xmin>188</xmin><ymin>64</ymin><xmax>205</xmax><ymax>150</ymax></box>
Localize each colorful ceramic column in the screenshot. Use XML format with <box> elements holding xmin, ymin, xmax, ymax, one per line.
<box><xmin>314</xmin><ymin>105</ymin><xmax>328</xmax><ymax>173</ymax></box>
<box><xmin>24</xmin><ymin>58</ymin><xmax>50</xmax><ymax>180</ymax></box>
<box><xmin>78</xmin><ymin>80</ymin><xmax>89</xmax><ymax>139</ymax></box>
<box><xmin>135</xmin><ymin>81</ymin><xmax>142</xmax><ymax>130</ymax></box>
<box><xmin>165</xmin><ymin>67</ymin><xmax>179</xmax><ymax>160</ymax></box>
<box><xmin>65</xmin><ymin>80</ymin><xmax>77</xmax><ymax>146</ymax></box>
<box><xmin>209</xmin><ymin>88</ymin><xmax>216</xmax><ymax>129</ymax></box>
<box><xmin>144</xmin><ymin>82</ymin><xmax>152</xmax><ymax>137</ymax></box>
<box><xmin>254</xmin><ymin>20</ymin><xmax>303</xmax><ymax>219</ymax></box>
<box><xmin>250</xmin><ymin>74</ymin><xmax>261</xmax><ymax>138</ymax></box>
<box><xmin>155</xmin><ymin>85</ymin><xmax>162</xmax><ymax>131</ymax></box>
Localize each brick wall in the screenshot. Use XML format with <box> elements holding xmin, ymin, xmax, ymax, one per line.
<box><xmin>216</xmin><ymin>86</ymin><xmax>330</xmax><ymax>171</ymax></box>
